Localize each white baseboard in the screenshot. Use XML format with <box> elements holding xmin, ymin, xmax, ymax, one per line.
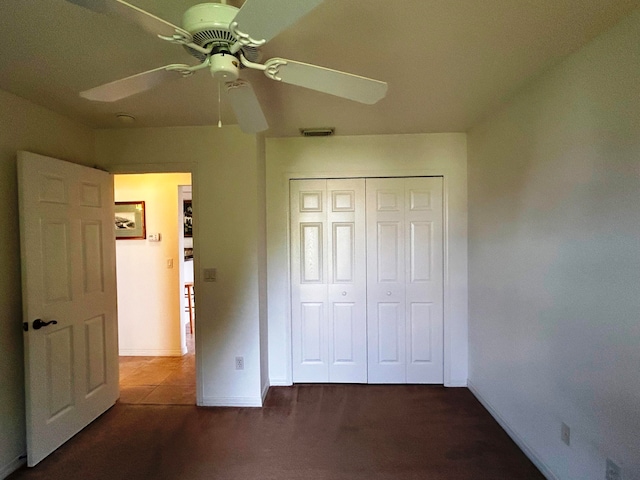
<box><xmin>0</xmin><ymin>454</ymin><xmax>25</xmax><ymax>480</ymax></box>
<box><xmin>200</xmin><ymin>396</ymin><xmax>263</xmax><ymax>407</ymax></box>
<box><xmin>118</xmin><ymin>349</ymin><xmax>183</xmax><ymax>356</ymax></box>
<box><xmin>268</xmin><ymin>378</ymin><xmax>292</xmax><ymax>386</ymax></box>
<box><xmin>467</xmin><ymin>380</ymin><xmax>557</xmax><ymax>480</ymax></box>
<box><xmin>261</xmin><ymin>382</ymin><xmax>270</xmax><ymax>404</ymax></box>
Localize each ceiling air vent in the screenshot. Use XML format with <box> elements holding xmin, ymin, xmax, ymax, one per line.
<box><xmin>300</xmin><ymin>128</ymin><xmax>335</xmax><ymax>137</ymax></box>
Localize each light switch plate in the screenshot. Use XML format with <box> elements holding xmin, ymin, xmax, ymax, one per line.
<box><xmin>204</xmin><ymin>268</ymin><xmax>217</xmax><ymax>282</ymax></box>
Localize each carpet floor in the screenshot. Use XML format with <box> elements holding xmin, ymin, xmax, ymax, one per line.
<box><xmin>8</xmin><ymin>384</ymin><xmax>544</xmax><ymax>480</ymax></box>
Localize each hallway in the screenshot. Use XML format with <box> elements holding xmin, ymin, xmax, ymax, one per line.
<box><xmin>118</xmin><ymin>332</ymin><xmax>195</xmax><ymax>405</ymax></box>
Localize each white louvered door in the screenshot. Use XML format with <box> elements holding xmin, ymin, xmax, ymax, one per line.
<box><xmin>291</xmin><ymin>177</ymin><xmax>443</xmax><ymax>384</ymax></box>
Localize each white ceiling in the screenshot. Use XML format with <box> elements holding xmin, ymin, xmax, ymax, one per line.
<box><xmin>1</xmin><ymin>0</ymin><xmax>638</xmax><ymax>137</ymax></box>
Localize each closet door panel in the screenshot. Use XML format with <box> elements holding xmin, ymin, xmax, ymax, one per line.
<box><xmin>366</xmin><ymin>178</ymin><xmax>406</xmax><ymax>383</ymax></box>
<box><xmin>291</xmin><ymin>180</ymin><xmax>329</xmax><ymax>382</ymax></box>
<box><xmin>327</xmin><ymin>179</ymin><xmax>367</xmax><ymax>383</ymax></box>
<box><xmin>405</xmin><ymin>177</ymin><xmax>443</xmax><ymax>383</ymax></box>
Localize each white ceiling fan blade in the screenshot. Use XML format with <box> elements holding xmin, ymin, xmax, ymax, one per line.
<box><xmin>232</xmin><ymin>0</ymin><xmax>324</xmax><ymax>45</ymax></box>
<box><xmin>65</xmin><ymin>0</ymin><xmax>191</xmax><ymax>40</ymax></box>
<box><xmin>266</xmin><ymin>59</ymin><xmax>388</xmax><ymax>105</ymax></box>
<box><xmin>80</xmin><ymin>64</ymin><xmax>190</xmax><ymax>102</ymax></box>
<box><xmin>226</xmin><ymin>80</ymin><xmax>268</xmax><ymax>133</ymax></box>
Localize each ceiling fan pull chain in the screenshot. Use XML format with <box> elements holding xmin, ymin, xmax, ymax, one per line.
<box><xmin>218</xmin><ymin>81</ymin><xmax>222</xmax><ymax>128</ymax></box>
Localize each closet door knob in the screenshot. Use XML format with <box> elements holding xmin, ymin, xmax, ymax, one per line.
<box><xmin>386</xmin><ymin>291</ymin><xmax>392</xmax><ymax>296</ymax></box>
<box><xmin>342</xmin><ymin>291</ymin><xmax>347</xmax><ymax>296</ymax></box>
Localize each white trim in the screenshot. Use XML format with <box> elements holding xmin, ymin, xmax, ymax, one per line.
<box><xmin>444</xmin><ymin>381</ymin><xmax>467</xmax><ymax>387</ymax></box>
<box><xmin>468</xmin><ymin>380</ymin><xmax>557</xmax><ymax>479</ymax></box>
<box><xmin>201</xmin><ymin>396</ymin><xmax>263</xmax><ymax>407</ymax></box>
<box><xmin>269</xmin><ymin>378</ymin><xmax>293</xmax><ymax>387</ymax></box>
<box><xmin>118</xmin><ymin>349</ymin><xmax>184</xmax><ymax>356</ymax></box>
<box><xmin>0</xmin><ymin>454</ymin><xmax>26</xmax><ymax>480</ymax></box>
<box><xmin>261</xmin><ymin>382</ymin><xmax>270</xmax><ymax>404</ymax></box>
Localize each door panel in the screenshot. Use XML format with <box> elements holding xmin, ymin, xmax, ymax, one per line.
<box><xmin>367</xmin><ymin>177</ymin><xmax>443</xmax><ymax>384</ymax></box>
<box><xmin>332</xmin><ymin>302</ymin><xmax>356</xmax><ymax>362</ymax></box>
<box><xmin>300</xmin><ymin>223</ymin><xmax>323</xmax><ymax>283</ymax></box>
<box><xmin>18</xmin><ymin>151</ymin><xmax>118</xmax><ymax>466</ymax></box>
<box><xmin>405</xmin><ymin>178</ymin><xmax>443</xmax><ymax>384</ymax></box>
<box><xmin>300</xmin><ymin>303</ymin><xmax>324</xmax><ymax>362</ymax></box>
<box><xmin>46</xmin><ymin>327</ymin><xmax>74</xmax><ymax>417</ymax></box>
<box><xmin>326</xmin><ymin>179</ymin><xmax>366</xmax><ymax>383</ymax></box>
<box><xmin>85</xmin><ymin>315</ymin><xmax>107</xmax><ymax>395</ymax></box>
<box><xmin>409</xmin><ymin>302</ymin><xmax>433</xmax><ymax>362</ymax></box>
<box><xmin>291</xmin><ymin>180</ymin><xmax>329</xmax><ymax>382</ymax></box>
<box><xmin>409</xmin><ymin>221</ymin><xmax>432</xmax><ymax>282</ymax></box>
<box><xmin>367</xmin><ymin>178</ymin><xmax>406</xmax><ymax>383</ymax></box>
<box><xmin>332</xmin><ymin>223</ymin><xmax>354</xmax><ymax>282</ymax></box>
<box><xmin>291</xmin><ymin>179</ymin><xmax>366</xmax><ymax>383</ymax></box>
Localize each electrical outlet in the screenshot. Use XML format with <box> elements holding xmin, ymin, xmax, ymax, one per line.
<box><xmin>561</xmin><ymin>422</ymin><xmax>570</xmax><ymax>446</ymax></box>
<box><xmin>606</xmin><ymin>458</ymin><xmax>622</xmax><ymax>480</ymax></box>
<box><xmin>235</xmin><ymin>356</ymin><xmax>244</xmax><ymax>370</ymax></box>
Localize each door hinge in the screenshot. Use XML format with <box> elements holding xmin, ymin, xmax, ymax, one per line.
<box><xmin>23</xmin><ymin>322</ymin><xmax>29</xmax><ymax>332</ymax></box>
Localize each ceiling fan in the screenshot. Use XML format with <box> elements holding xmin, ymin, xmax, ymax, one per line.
<box><xmin>69</xmin><ymin>0</ymin><xmax>388</xmax><ymax>133</ymax></box>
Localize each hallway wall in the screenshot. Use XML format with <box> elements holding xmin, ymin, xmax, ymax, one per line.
<box><xmin>114</xmin><ymin>173</ymin><xmax>192</xmax><ymax>356</ymax></box>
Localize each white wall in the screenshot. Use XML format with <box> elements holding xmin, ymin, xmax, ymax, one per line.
<box><xmin>0</xmin><ymin>89</ymin><xmax>94</xmax><ymax>478</ymax></box>
<box><xmin>265</xmin><ymin>133</ymin><xmax>468</xmax><ymax>386</ymax></box>
<box><xmin>114</xmin><ymin>173</ymin><xmax>192</xmax><ymax>356</ymax></box>
<box><xmin>96</xmin><ymin>126</ymin><xmax>266</xmax><ymax>406</ymax></box>
<box><xmin>467</xmin><ymin>10</ymin><xmax>640</xmax><ymax>480</ymax></box>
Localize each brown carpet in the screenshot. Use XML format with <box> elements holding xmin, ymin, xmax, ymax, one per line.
<box><xmin>8</xmin><ymin>385</ymin><xmax>543</xmax><ymax>480</ymax></box>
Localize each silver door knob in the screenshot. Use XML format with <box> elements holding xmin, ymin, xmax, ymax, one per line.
<box><xmin>386</xmin><ymin>291</ymin><xmax>392</xmax><ymax>296</ymax></box>
<box><xmin>342</xmin><ymin>291</ymin><xmax>347</xmax><ymax>296</ymax></box>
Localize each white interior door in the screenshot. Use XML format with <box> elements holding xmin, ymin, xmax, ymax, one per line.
<box><xmin>18</xmin><ymin>151</ymin><xmax>119</xmax><ymax>466</ymax></box>
<box><xmin>290</xmin><ymin>179</ymin><xmax>367</xmax><ymax>383</ymax></box>
<box><xmin>366</xmin><ymin>177</ymin><xmax>443</xmax><ymax>384</ymax></box>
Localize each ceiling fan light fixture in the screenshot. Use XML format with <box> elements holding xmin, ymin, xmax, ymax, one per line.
<box><xmin>300</xmin><ymin>127</ymin><xmax>335</xmax><ymax>137</ymax></box>
<box><xmin>210</xmin><ymin>53</ymin><xmax>240</xmax><ymax>81</ymax></box>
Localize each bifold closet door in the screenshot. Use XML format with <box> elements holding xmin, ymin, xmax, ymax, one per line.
<box><xmin>290</xmin><ymin>179</ymin><xmax>367</xmax><ymax>383</ymax></box>
<box><xmin>366</xmin><ymin>177</ymin><xmax>443</xmax><ymax>384</ymax></box>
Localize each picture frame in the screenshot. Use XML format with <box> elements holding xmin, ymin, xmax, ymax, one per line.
<box><xmin>184</xmin><ymin>199</ymin><xmax>193</xmax><ymax>237</ymax></box>
<box><xmin>115</xmin><ymin>201</ymin><xmax>146</xmax><ymax>240</ymax></box>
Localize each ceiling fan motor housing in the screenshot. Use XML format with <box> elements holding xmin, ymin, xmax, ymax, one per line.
<box><xmin>182</xmin><ymin>3</ymin><xmax>238</xmax><ymax>35</ymax></box>
<box><xmin>181</xmin><ymin>3</ymin><xmax>260</xmax><ymax>63</ymax></box>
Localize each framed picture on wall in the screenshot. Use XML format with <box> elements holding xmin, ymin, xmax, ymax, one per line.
<box><xmin>184</xmin><ymin>199</ymin><xmax>193</xmax><ymax>237</ymax></box>
<box><xmin>115</xmin><ymin>201</ymin><xmax>146</xmax><ymax>239</ymax></box>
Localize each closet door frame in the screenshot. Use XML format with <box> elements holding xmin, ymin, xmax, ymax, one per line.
<box><xmin>287</xmin><ymin>173</ymin><xmax>453</xmax><ymax>385</ymax></box>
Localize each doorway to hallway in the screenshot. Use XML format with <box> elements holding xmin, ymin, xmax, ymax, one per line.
<box><xmin>114</xmin><ymin>173</ymin><xmax>196</xmax><ymax>404</ymax></box>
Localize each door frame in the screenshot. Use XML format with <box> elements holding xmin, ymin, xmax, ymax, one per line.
<box><xmin>108</xmin><ymin>162</ymin><xmax>201</xmax><ymax>403</ymax></box>
<box><xmin>282</xmin><ymin>169</ymin><xmax>463</xmax><ymax>387</ymax></box>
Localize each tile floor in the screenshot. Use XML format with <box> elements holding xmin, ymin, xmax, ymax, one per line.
<box><xmin>118</xmin><ymin>332</ymin><xmax>195</xmax><ymax>405</ymax></box>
